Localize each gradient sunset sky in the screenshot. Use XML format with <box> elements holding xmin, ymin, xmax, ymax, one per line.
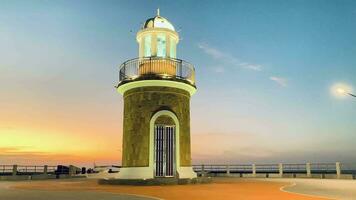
<box><xmin>1</xmin><ymin>0</ymin><xmax>356</xmax><ymax>167</ymax></box>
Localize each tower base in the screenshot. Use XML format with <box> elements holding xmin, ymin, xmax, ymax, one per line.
<box><xmin>98</xmin><ymin>176</ymin><xmax>211</xmax><ymax>186</ymax></box>
<box><xmin>115</xmin><ymin>166</ymin><xmax>197</xmax><ymax>180</ymax></box>
<box><xmin>177</xmin><ymin>167</ymin><xmax>197</xmax><ymax>179</ymax></box>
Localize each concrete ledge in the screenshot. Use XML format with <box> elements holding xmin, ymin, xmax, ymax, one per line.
<box><xmin>282</xmin><ymin>174</ymin><xmax>295</xmax><ymax>178</ymax></box>
<box><xmin>295</xmin><ymin>174</ymin><xmax>311</xmax><ymax>178</ymax></box>
<box><xmin>324</xmin><ymin>174</ymin><xmax>338</xmax><ymax>179</ymax></box>
<box><xmin>255</xmin><ymin>174</ymin><xmax>267</xmax><ymax>178</ymax></box>
<box><xmin>0</xmin><ymin>174</ymin><xmax>86</xmax><ymax>181</ymax></box>
<box><xmin>58</xmin><ymin>174</ymin><xmax>71</xmax><ymax>179</ymax></box>
<box><xmin>340</xmin><ymin>174</ymin><xmax>354</xmax><ymax>179</ymax></box>
<box><xmin>30</xmin><ymin>174</ymin><xmax>57</xmax><ymax>180</ymax></box>
<box><xmin>98</xmin><ymin>177</ymin><xmax>212</xmax><ymax>186</ymax></box>
<box><xmin>228</xmin><ymin>173</ymin><xmax>243</xmax><ymax>177</ymax></box>
<box><xmin>324</xmin><ymin>174</ymin><xmax>354</xmax><ymax>179</ymax></box>
<box><xmin>241</xmin><ymin>174</ymin><xmax>255</xmax><ymax>178</ymax></box>
<box><xmin>218</xmin><ymin>173</ymin><xmax>240</xmax><ymax>177</ymax></box>
<box><xmin>57</xmin><ymin>174</ymin><xmax>86</xmax><ymax>179</ymax></box>
<box><xmin>311</xmin><ymin>174</ymin><xmax>323</xmax><ymax>179</ymax></box>
<box><xmin>268</xmin><ymin>174</ymin><xmax>282</xmax><ymax>178</ymax></box>
<box><xmin>241</xmin><ymin>174</ymin><xmax>267</xmax><ymax>178</ymax></box>
<box><xmin>0</xmin><ymin>175</ymin><xmax>31</xmax><ymax>181</ymax></box>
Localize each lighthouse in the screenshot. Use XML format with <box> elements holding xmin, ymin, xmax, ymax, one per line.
<box><xmin>116</xmin><ymin>10</ymin><xmax>197</xmax><ymax>180</ymax></box>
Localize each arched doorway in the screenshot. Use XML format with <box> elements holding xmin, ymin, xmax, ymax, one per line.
<box><xmin>154</xmin><ymin>115</ymin><xmax>176</xmax><ymax>177</ymax></box>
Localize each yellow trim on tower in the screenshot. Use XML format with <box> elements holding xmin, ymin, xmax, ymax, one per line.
<box><xmin>117</xmin><ymin>80</ymin><xmax>197</xmax><ymax>96</ymax></box>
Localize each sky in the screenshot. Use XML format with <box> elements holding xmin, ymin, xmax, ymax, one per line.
<box><xmin>1</xmin><ymin>0</ymin><xmax>356</xmax><ymax>167</ymax></box>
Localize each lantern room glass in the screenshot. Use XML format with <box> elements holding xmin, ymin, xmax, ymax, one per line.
<box><xmin>144</xmin><ymin>35</ymin><xmax>152</xmax><ymax>57</ymax></box>
<box><xmin>157</xmin><ymin>34</ymin><xmax>166</xmax><ymax>57</ymax></box>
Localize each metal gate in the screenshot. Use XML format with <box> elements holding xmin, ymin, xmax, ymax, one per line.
<box><xmin>154</xmin><ymin>125</ymin><xmax>175</xmax><ymax>177</ymax></box>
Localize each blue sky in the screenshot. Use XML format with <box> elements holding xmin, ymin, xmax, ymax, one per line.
<box><xmin>1</xmin><ymin>0</ymin><xmax>356</xmax><ymax>165</ymax></box>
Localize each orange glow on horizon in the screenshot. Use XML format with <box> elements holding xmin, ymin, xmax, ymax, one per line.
<box><xmin>0</xmin><ymin>123</ymin><xmax>122</xmax><ymax>167</ymax></box>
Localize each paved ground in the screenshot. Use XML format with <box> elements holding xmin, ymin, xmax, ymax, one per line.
<box><xmin>3</xmin><ymin>178</ymin><xmax>327</xmax><ymax>200</ymax></box>
<box><xmin>0</xmin><ymin>181</ymin><xmax>156</xmax><ymax>200</ymax></box>
<box><xmin>261</xmin><ymin>178</ymin><xmax>356</xmax><ymax>200</ymax></box>
<box><xmin>3</xmin><ymin>177</ymin><xmax>355</xmax><ymax>199</ymax></box>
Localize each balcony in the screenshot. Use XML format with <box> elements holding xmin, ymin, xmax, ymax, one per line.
<box><xmin>117</xmin><ymin>57</ymin><xmax>196</xmax><ymax>88</ymax></box>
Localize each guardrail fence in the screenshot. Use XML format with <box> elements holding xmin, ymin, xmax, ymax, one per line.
<box><xmin>2</xmin><ymin>162</ymin><xmax>355</xmax><ymax>180</ymax></box>
<box><xmin>193</xmin><ymin>162</ymin><xmax>356</xmax><ymax>179</ymax></box>
<box><xmin>0</xmin><ymin>165</ymin><xmax>82</xmax><ymax>178</ymax></box>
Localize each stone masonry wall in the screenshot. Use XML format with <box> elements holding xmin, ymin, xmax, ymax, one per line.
<box><xmin>122</xmin><ymin>86</ymin><xmax>192</xmax><ymax>167</ymax></box>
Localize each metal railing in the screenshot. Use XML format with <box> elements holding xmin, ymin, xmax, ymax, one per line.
<box><xmin>310</xmin><ymin>163</ymin><xmax>336</xmax><ymax>174</ymax></box>
<box><xmin>255</xmin><ymin>164</ymin><xmax>279</xmax><ymax>173</ymax></box>
<box><xmin>193</xmin><ymin>164</ymin><xmax>253</xmax><ymax>173</ymax></box>
<box><xmin>193</xmin><ymin>162</ymin><xmax>356</xmax><ymax>177</ymax></box>
<box><xmin>283</xmin><ymin>163</ymin><xmax>307</xmax><ymax>173</ymax></box>
<box><xmin>341</xmin><ymin>163</ymin><xmax>356</xmax><ymax>174</ymax></box>
<box><xmin>0</xmin><ymin>165</ymin><xmax>67</xmax><ymax>176</ymax></box>
<box><xmin>118</xmin><ymin>57</ymin><xmax>196</xmax><ymax>86</ymax></box>
<box><xmin>17</xmin><ymin>165</ymin><xmax>46</xmax><ymax>175</ymax></box>
<box><xmin>2</xmin><ymin>162</ymin><xmax>355</xmax><ymax>179</ymax></box>
<box><xmin>0</xmin><ymin>165</ymin><xmax>13</xmax><ymax>175</ymax></box>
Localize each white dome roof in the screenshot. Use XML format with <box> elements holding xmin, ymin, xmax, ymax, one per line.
<box><xmin>142</xmin><ymin>15</ymin><xmax>175</xmax><ymax>31</ymax></box>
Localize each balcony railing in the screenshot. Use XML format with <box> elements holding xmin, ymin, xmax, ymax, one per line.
<box><xmin>118</xmin><ymin>57</ymin><xmax>196</xmax><ymax>87</ymax></box>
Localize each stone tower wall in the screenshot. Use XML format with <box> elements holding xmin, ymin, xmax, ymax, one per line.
<box><xmin>122</xmin><ymin>86</ymin><xmax>192</xmax><ymax>167</ymax></box>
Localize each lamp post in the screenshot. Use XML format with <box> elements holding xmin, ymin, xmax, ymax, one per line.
<box><xmin>347</xmin><ymin>93</ymin><xmax>356</xmax><ymax>98</ymax></box>
<box><xmin>336</xmin><ymin>88</ymin><xmax>356</xmax><ymax>98</ymax></box>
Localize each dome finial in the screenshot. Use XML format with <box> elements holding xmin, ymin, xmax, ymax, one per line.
<box><xmin>157</xmin><ymin>8</ymin><xmax>160</xmax><ymax>16</ymax></box>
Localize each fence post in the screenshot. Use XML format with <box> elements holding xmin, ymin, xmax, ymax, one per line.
<box><xmin>252</xmin><ymin>164</ymin><xmax>256</xmax><ymax>177</ymax></box>
<box><xmin>201</xmin><ymin>164</ymin><xmax>205</xmax><ymax>177</ymax></box>
<box><xmin>278</xmin><ymin>163</ymin><xmax>283</xmax><ymax>177</ymax></box>
<box><xmin>226</xmin><ymin>165</ymin><xmax>230</xmax><ymax>176</ymax></box>
<box><xmin>306</xmin><ymin>163</ymin><xmax>311</xmax><ymax>178</ymax></box>
<box><xmin>12</xmin><ymin>165</ymin><xmax>17</xmax><ymax>176</ymax></box>
<box><xmin>336</xmin><ymin>162</ymin><xmax>341</xmax><ymax>179</ymax></box>
<box><xmin>44</xmin><ymin>165</ymin><xmax>48</xmax><ymax>175</ymax></box>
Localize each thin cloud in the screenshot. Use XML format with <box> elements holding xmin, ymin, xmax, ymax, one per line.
<box><xmin>197</xmin><ymin>43</ymin><xmax>226</xmax><ymax>59</ymax></box>
<box><xmin>213</xmin><ymin>66</ymin><xmax>225</xmax><ymax>73</ymax></box>
<box><xmin>0</xmin><ymin>146</ymin><xmax>93</xmax><ymax>166</ymax></box>
<box><xmin>197</xmin><ymin>43</ymin><xmax>262</xmax><ymax>71</ymax></box>
<box><xmin>239</xmin><ymin>62</ymin><xmax>262</xmax><ymax>71</ymax></box>
<box><xmin>270</xmin><ymin>76</ymin><xmax>288</xmax><ymax>87</ymax></box>
<box><xmin>0</xmin><ymin>146</ymin><xmax>32</xmax><ymax>154</ymax></box>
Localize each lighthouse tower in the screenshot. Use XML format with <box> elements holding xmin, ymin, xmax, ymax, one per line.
<box><xmin>116</xmin><ymin>10</ymin><xmax>197</xmax><ymax>180</ymax></box>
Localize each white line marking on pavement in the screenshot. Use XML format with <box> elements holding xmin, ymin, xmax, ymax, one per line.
<box><xmin>279</xmin><ymin>181</ymin><xmax>334</xmax><ymax>200</ymax></box>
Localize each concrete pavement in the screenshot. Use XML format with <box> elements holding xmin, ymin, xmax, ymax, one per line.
<box><xmin>0</xmin><ymin>181</ymin><xmax>155</xmax><ymax>200</ymax></box>
<box><xmin>258</xmin><ymin>178</ymin><xmax>356</xmax><ymax>200</ymax></box>
<box><xmin>2</xmin><ymin>177</ymin><xmax>353</xmax><ymax>200</ymax></box>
